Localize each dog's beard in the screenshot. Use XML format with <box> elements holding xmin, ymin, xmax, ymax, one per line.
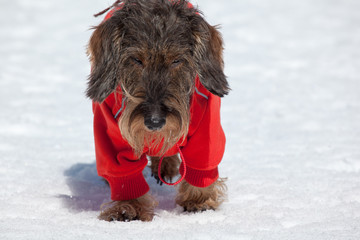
<box><xmin>118</xmin><ymin>99</ymin><xmax>189</xmax><ymax>157</ymax></box>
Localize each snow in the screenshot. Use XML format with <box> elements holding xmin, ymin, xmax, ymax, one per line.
<box><xmin>1</xmin><ymin>0</ymin><xmax>360</xmax><ymax>239</ymax></box>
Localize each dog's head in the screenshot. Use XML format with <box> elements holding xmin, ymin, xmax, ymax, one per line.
<box><xmin>87</xmin><ymin>0</ymin><xmax>229</xmax><ymax>155</ymax></box>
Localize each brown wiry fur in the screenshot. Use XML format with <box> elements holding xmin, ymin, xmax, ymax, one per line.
<box><xmin>87</xmin><ymin>0</ymin><xmax>229</xmax><ymax>222</ymax></box>
<box><xmin>150</xmin><ymin>155</ymin><xmax>180</xmax><ymax>184</ymax></box>
<box><xmin>87</xmin><ymin>0</ymin><xmax>228</xmax><ymax>157</ymax></box>
<box><xmin>99</xmin><ymin>194</ymin><xmax>158</xmax><ymax>221</ymax></box>
<box><xmin>176</xmin><ymin>178</ymin><xmax>227</xmax><ymax>212</ymax></box>
<box><xmin>118</xmin><ymin>96</ymin><xmax>189</xmax><ymax>157</ymax></box>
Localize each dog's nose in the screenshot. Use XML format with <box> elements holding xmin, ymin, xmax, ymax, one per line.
<box><xmin>144</xmin><ymin>115</ymin><xmax>166</xmax><ymax>131</ymax></box>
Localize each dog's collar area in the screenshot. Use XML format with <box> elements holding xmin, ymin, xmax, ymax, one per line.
<box><xmin>114</xmin><ymin>96</ymin><xmax>127</xmax><ymax>119</ymax></box>
<box><xmin>195</xmin><ymin>87</ymin><xmax>208</xmax><ymax>100</ymax></box>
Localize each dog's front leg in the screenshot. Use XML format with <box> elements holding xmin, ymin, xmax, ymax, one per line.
<box><xmin>176</xmin><ymin>178</ymin><xmax>227</xmax><ymax>212</ymax></box>
<box><xmin>150</xmin><ymin>155</ymin><xmax>180</xmax><ymax>185</ymax></box>
<box><xmin>98</xmin><ymin>194</ymin><xmax>158</xmax><ymax>222</ymax></box>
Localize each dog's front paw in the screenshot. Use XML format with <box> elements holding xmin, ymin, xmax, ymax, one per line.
<box><xmin>98</xmin><ymin>194</ymin><xmax>158</xmax><ymax>222</ymax></box>
<box><xmin>150</xmin><ymin>155</ymin><xmax>180</xmax><ymax>185</ymax></box>
<box><xmin>176</xmin><ymin>179</ymin><xmax>227</xmax><ymax>213</ymax></box>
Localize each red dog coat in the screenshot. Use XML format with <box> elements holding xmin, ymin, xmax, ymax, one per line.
<box><xmin>91</xmin><ymin>4</ymin><xmax>226</xmax><ymax>201</ymax></box>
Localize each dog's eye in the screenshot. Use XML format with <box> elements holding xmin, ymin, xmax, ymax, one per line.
<box><xmin>132</xmin><ymin>58</ymin><xmax>143</xmax><ymax>66</ymax></box>
<box><xmin>171</xmin><ymin>59</ymin><xmax>182</xmax><ymax>67</ymax></box>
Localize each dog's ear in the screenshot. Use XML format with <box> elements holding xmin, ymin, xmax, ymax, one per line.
<box><xmin>192</xmin><ymin>19</ymin><xmax>230</xmax><ymax>97</ymax></box>
<box><xmin>86</xmin><ymin>20</ymin><xmax>122</xmax><ymax>103</ymax></box>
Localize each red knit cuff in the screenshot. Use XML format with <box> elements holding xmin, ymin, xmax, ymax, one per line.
<box><xmin>104</xmin><ymin>171</ymin><xmax>149</xmax><ymax>201</ymax></box>
<box><xmin>179</xmin><ymin>164</ymin><xmax>219</xmax><ymax>188</ymax></box>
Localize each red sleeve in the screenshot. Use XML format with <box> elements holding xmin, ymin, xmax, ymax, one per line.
<box><xmin>92</xmin><ymin>100</ymin><xmax>149</xmax><ymax>201</ymax></box>
<box><xmin>180</xmin><ymin>93</ymin><xmax>226</xmax><ymax>188</ymax></box>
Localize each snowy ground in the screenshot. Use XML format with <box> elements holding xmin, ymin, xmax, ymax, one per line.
<box><xmin>1</xmin><ymin>0</ymin><xmax>360</xmax><ymax>239</ymax></box>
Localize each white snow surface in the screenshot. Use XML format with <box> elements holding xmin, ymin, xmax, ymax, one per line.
<box><xmin>1</xmin><ymin>0</ymin><xmax>360</xmax><ymax>239</ymax></box>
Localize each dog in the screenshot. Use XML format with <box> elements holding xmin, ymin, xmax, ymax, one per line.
<box><xmin>86</xmin><ymin>0</ymin><xmax>229</xmax><ymax>221</ymax></box>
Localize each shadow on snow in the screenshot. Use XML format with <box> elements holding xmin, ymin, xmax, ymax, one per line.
<box><xmin>59</xmin><ymin>162</ymin><xmax>179</xmax><ymax>213</ymax></box>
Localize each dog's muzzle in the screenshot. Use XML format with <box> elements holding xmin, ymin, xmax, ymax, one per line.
<box><xmin>144</xmin><ymin>114</ymin><xmax>166</xmax><ymax>131</ymax></box>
